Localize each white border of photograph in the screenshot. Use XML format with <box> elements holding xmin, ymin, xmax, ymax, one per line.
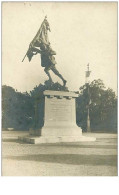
<box><xmin>0</xmin><ymin>1</ymin><xmax>118</xmax><ymax>195</ymax></box>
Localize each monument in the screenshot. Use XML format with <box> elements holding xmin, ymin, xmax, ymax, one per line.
<box><xmin>19</xmin><ymin>89</ymin><xmax>96</xmax><ymax>144</ymax></box>
<box><xmin>19</xmin><ymin>16</ymin><xmax>96</xmax><ymax>144</ymax></box>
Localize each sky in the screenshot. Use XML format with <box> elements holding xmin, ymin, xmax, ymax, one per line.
<box><xmin>2</xmin><ymin>2</ymin><xmax>117</xmax><ymax>93</ymax></box>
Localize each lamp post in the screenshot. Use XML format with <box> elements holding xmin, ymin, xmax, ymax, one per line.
<box><xmin>85</xmin><ymin>64</ymin><xmax>91</xmax><ymax>132</ymax></box>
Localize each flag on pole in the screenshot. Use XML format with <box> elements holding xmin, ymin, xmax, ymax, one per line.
<box><xmin>23</xmin><ymin>16</ymin><xmax>51</xmax><ymax>62</ymax></box>
<box><xmin>85</xmin><ymin>70</ymin><xmax>91</xmax><ymax>77</ymax></box>
<box><xmin>30</xmin><ymin>16</ymin><xmax>50</xmax><ymax>48</ymax></box>
<box><xmin>85</xmin><ymin>63</ymin><xmax>91</xmax><ymax>80</ymax></box>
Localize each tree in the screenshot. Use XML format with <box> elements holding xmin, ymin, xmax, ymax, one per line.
<box><xmin>3</xmin><ymin>80</ymin><xmax>117</xmax><ymax>132</ymax></box>
<box><xmin>76</xmin><ymin>79</ymin><xmax>117</xmax><ymax>132</ymax></box>
<box><xmin>2</xmin><ymin>81</ymin><xmax>68</xmax><ymax>130</ymax></box>
<box><xmin>2</xmin><ymin>85</ymin><xmax>34</xmax><ymax>130</ymax></box>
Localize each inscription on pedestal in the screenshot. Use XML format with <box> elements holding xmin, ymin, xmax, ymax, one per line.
<box><xmin>43</xmin><ymin>91</ymin><xmax>81</xmax><ymax>137</ymax></box>
<box><xmin>50</xmin><ymin>100</ymin><xmax>72</xmax><ymax>121</ymax></box>
<box><xmin>46</xmin><ymin>98</ymin><xmax>72</xmax><ymax>122</ymax></box>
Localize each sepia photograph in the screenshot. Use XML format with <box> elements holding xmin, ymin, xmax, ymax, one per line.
<box><xmin>2</xmin><ymin>1</ymin><xmax>117</xmax><ymax>176</ymax></box>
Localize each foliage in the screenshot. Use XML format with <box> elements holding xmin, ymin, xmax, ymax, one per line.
<box><xmin>2</xmin><ymin>85</ymin><xmax>34</xmax><ymax>130</ymax></box>
<box><xmin>76</xmin><ymin>79</ymin><xmax>117</xmax><ymax>132</ymax></box>
<box><xmin>2</xmin><ymin>81</ymin><xmax>68</xmax><ymax>130</ymax></box>
<box><xmin>2</xmin><ymin>79</ymin><xmax>117</xmax><ymax>132</ymax></box>
<box><xmin>30</xmin><ymin>80</ymin><xmax>68</xmax><ymax>98</ymax></box>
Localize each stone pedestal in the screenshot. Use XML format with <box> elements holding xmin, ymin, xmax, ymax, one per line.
<box><xmin>18</xmin><ymin>90</ymin><xmax>96</xmax><ymax>144</ymax></box>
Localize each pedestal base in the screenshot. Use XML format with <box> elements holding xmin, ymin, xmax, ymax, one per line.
<box><xmin>18</xmin><ymin>134</ymin><xmax>96</xmax><ymax>144</ymax></box>
<box><xmin>19</xmin><ymin>90</ymin><xmax>96</xmax><ymax>144</ymax></box>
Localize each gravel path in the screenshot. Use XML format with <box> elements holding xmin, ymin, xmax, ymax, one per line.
<box><xmin>2</xmin><ymin>131</ymin><xmax>117</xmax><ymax>176</ymax></box>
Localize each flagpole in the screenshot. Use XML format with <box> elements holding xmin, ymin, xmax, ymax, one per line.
<box><xmin>87</xmin><ymin>83</ymin><xmax>91</xmax><ymax>132</ymax></box>
<box><xmin>85</xmin><ymin>64</ymin><xmax>91</xmax><ymax>132</ymax></box>
<box><xmin>22</xmin><ymin>53</ymin><xmax>27</xmax><ymax>62</ymax></box>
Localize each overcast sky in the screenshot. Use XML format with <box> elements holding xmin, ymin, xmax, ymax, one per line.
<box><xmin>2</xmin><ymin>2</ymin><xmax>117</xmax><ymax>93</ymax></box>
